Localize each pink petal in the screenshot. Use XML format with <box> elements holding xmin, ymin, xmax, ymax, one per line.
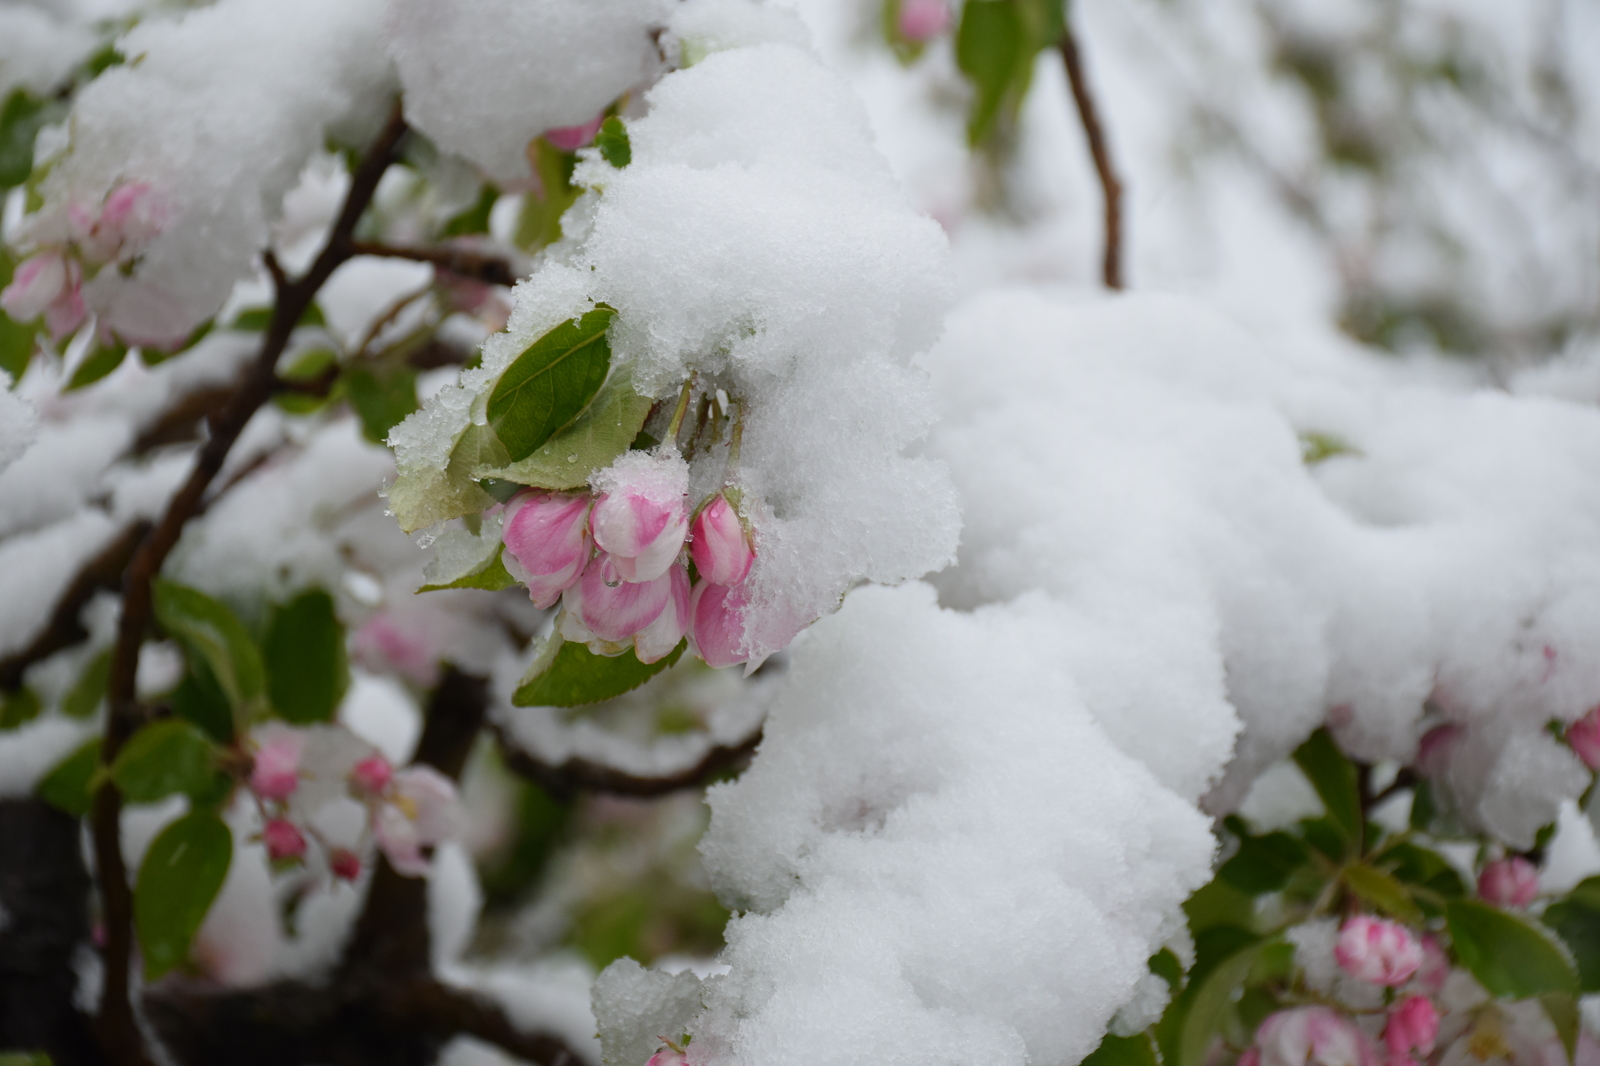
<box><xmin>898</xmin><ymin>0</ymin><xmax>950</xmax><ymax>41</ymax></box>
<box><xmin>635</xmin><ymin>564</ymin><xmax>690</xmax><ymax>663</ymax></box>
<box><xmin>690</xmin><ymin>494</ymin><xmax>754</xmax><ymax>587</ymax></box>
<box><xmin>503</xmin><ymin>491</ymin><xmax>592</xmax><ymax>601</ymax></box>
<box><xmin>1</xmin><ymin>252</ymin><xmax>68</xmax><ymax>322</ymax></box>
<box><xmin>690</xmin><ymin>580</ymin><xmax>749</xmax><ymax>669</ymax></box>
<box><xmin>543</xmin><ymin>113</ymin><xmax>606</xmax><ymax>152</ymax></box>
<box><xmin>571</xmin><ymin>554</ymin><xmax>672</xmax><ymax>642</ymax></box>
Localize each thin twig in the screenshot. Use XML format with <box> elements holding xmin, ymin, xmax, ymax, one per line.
<box><xmin>493</xmin><ymin>722</ymin><xmax>762</xmax><ymax>802</ymax></box>
<box><xmin>349</xmin><ymin>240</ymin><xmax>519</xmax><ymax>288</ymax></box>
<box><xmin>390</xmin><ymin>979</ymin><xmax>584</xmax><ymax>1066</ymax></box>
<box><xmin>1059</xmin><ymin>26</ymin><xmax>1126</xmax><ymax>291</ymax></box>
<box><xmin>90</xmin><ymin>100</ymin><xmax>410</xmax><ymax>1066</ymax></box>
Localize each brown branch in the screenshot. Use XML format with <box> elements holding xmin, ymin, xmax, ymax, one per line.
<box><xmin>494</xmin><ymin>722</ymin><xmax>762</xmax><ymax>802</ymax></box>
<box><xmin>131</xmin><ymin>385</ymin><xmax>235</xmax><ymax>455</ymax></box>
<box><xmin>90</xmin><ymin>100</ymin><xmax>411</xmax><ymax>1066</ymax></box>
<box><xmin>1059</xmin><ymin>26</ymin><xmax>1126</xmax><ymax>291</ymax></box>
<box><xmin>389</xmin><ymin>979</ymin><xmax>583</xmax><ymax>1066</ymax></box>
<box><xmin>349</xmin><ymin>241</ymin><xmax>519</xmax><ymax>288</ymax></box>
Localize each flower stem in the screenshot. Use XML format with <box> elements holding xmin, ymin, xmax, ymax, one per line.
<box><xmin>665</xmin><ymin>375</ymin><xmax>696</xmax><ymax>447</ymax></box>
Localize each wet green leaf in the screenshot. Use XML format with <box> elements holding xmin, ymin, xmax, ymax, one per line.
<box><xmin>487</xmin><ymin>306</ymin><xmax>616</xmax><ymax>463</ymax></box>
<box><xmin>597</xmin><ymin>116</ymin><xmax>632</xmax><ymax>168</ymax></box>
<box><xmin>479</xmin><ymin>365</ymin><xmax>651</xmax><ymax>489</ymax></box>
<box><xmin>514</xmin><ymin>637</ymin><xmax>686</xmax><ymax>708</ymax></box>
<box><xmin>152</xmin><ymin>580</ymin><xmax>264</xmax><ymax>711</ymax></box>
<box><xmin>0</xmin><ymin>687</ymin><xmax>41</xmax><ymax>731</ymax></box>
<box><xmin>37</xmin><ymin>739</ymin><xmax>101</xmax><ymax>817</ymax></box>
<box><xmin>418</xmin><ymin>542</ymin><xmax>519</xmax><ymax>592</ymax></box>
<box><xmin>1292</xmin><ymin>728</ymin><xmax>1361</xmax><ymax>852</ymax></box>
<box><xmin>263</xmin><ymin>589</ymin><xmax>348</xmax><ymax>723</ymax></box>
<box><xmin>62</xmin><ymin>649</ymin><xmax>112</xmax><ymax>719</ymax></box>
<box><xmin>111</xmin><ymin>719</ymin><xmax>220</xmax><ymax>805</ymax></box>
<box><xmin>135</xmin><ymin>811</ymin><xmax>232</xmax><ymax>980</ymax></box>
<box><xmin>1447</xmin><ymin>899</ymin><xmax>1578</xmax><ymax>998</ymax></box>
<box><xmin>345</xmin><ymin>363</ymin><xmax>419</xmax><ymax>444</ymax></box>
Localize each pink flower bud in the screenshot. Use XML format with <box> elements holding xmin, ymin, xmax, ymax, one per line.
<box><xmin>1477</xmin><ymin>856</ymin><xmax>1539</xmax><ymax>908</ymax></box>
<box><xmin>1335</xmin><ymin>916</ymin><xmax>1423</xmax><ymax>987</ymax></box>
<box><xmin>2</xmin><ymin>252</ymin><xmax>69</xmax><ymax>322</ymax></box>
<box><xmin>96</xmin><ymin>182</ymin><xmax>168</xmax><ymax>258</ymax></box>
<box><xmin>262</xmin><ymin>818</ymin><xmax>307</xmax><ymax>861</ymax></box>
<box><xmin>329</xmin><ymin>847</ymin><xmax>362</xmax><ymax>882</ymax></box>
<box><xmin>564</xmin><ymin>553</ymin><xmax>672</xmax><ymax>643</ymax></box>
<box><xmin>543</xmin><ymin>113</ymin><xmax>606</xmax><ymax>152</ymax></box>
<box><xmin>1237</xmin><ymin>1050</ymin><xmax>1260</xmax><ymax>1066</ymax></box>
<box><xmin>1383</xmin><ymin>996</ymin><xmax>1439</xmax><ymax>1059</ymax></box>
<box><xmin>1254</xmin><ymin>1007</ymin><xmax>1380</xmax><ymax>1066</ymax></box>
<box><xmin>646</xmin><ymin>1049</ymin><xmax>687</xmax><ymax>1066</ymax></box>
<box><xmin>634</xmin><ymin>563</ymin><xmax>690</xmax><ymax>664</ymax></box>
<box><xmin>1567</xmin><ymin>706</ymin><xmax>1600</xmax><ymax>771</ymax></box>
<box><xmin>897</xmin><ymin>0</ymin><xmax>950</xmax><ymax>42</ymax></box>
<box><xmin>1414</xmin><ymin>723</ymin><xmax>1462</xmax><ymax>779</ymax></box>
<box><xmin>351</xmin><ymin>613</ymin><xmax>440</xmax><ymax>687</ymax></box>
<box><xmin>250</xmin><ymin>733</ymin><xmax>303</xmax><ymax>801</ymax></box>
<box><xmin>503</xmin><ymin>491</ymin><xmax>593</xmax><ymax>608</ymax></box>
<box><xmin>689</xmin><ymin>579</ymin><xmax>749</xmax><ymax>669</ymax></box>
<box><xmin>590</xmin><ymin>453</ymin><xmax>689</xmax><ymax>584</ymax></box>
<box><xmin>350</xmin><ymin>754</ymin><xmax>393</xmax><ymax>796</ymax></box>
<box><xmin>1413</xmin><ymin>935</ymin><xmax>1449</xmax><ymax>996</ymax></box>
<box><xmin>375</xmin><ymin>766</ymin><xmax>460</xmax><ymax>877</ymax></box>
<box><xmin>691</xmin><ymin>494</ymin><xmax>754</xmax><ymax>587</ymax></box>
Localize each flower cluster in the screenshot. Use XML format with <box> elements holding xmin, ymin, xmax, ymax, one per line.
<box><xmin>246</xmin><ymin>725</ymin><xmax>460</xmax><ymax>879</ymax></box>
<box><xmin>0</xmin><ymin>181</ymin><xmax>186</xmax><ymax>350</ymax></box>
<box><xmin>501</xmin><ymin>451</ymin><xmax>759</xmax><ymax>669</ymax></box>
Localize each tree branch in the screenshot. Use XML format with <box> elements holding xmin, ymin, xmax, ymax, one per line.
<box><xmin>90</xmin><ymin>100</ymin><xmax>410</xmax><ymax>1066</ymax></box>
<box><xmin>493</xmin><ymin>722</ymin><xmax>762</xmax><ymax>802</ymax></box>
<box><xmin>349</xmin><ymin>241</ymin><xmax>519</xmax><ymax>288</ymax></box>
<box><xmin>389</xmin><ymin>979</ymin><xmax>584</xmax><ymax>1066</ymax></box>
<box><xmin>1059</xmin><ymin>26</ymin><xmax>1126</xmax><ymax>291</ymax></box>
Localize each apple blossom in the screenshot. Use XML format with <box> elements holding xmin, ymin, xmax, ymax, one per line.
<box><xmin>1335</xmin><ymin>916</ymin><xmax>1422</xmax><ymax>987</ymax></box>
<box><xmin>1413</xmin><ymin>935</ymin><xmax>1449</xmax><ymax>996</ymax></box>
<box><xmin>897</xmin><ymin>0</ymin><xmax>950</xmax><ymax>42</ymax></box>
<box><xmin>1414</xmin><ymin>723</ymin><xmax>1462</xmax><ymax>779</ymax></box>
<box><xmin>1253</xmin><ymin>1007</ymin><xmax>1380</xmax><ymax>1066</ymax></box>
<box><xmin>90</xmin><ymin>276</ymin><xmax>192</xmax><ymax>351</ymax></box>
<box><xmin>1567</xmin><ymin>706</ymin><xmax>1600</xmax><ymax>771</ymax></box>
<box><xmin>93</xmin><ymin>183</ymin><xmax>169</xmax><ymax>261</ymax></box>
<box><xmin>373</xmin><ymin>765</ymin><xmax>460</xmax><ymax>877</ymax></box>
<box><xmin>1477</xmin><ymin>857</ymin><xmax>1538</xmax><ymax>908</ymax></box>
<box><xmin>2</xmin><ymin>252</ymin><xmax>86</xmax><ymax>339</ymax></box>
<box><xmin>564</xmin><ymin>553</ymin><xmax>673</xmax><ymax>644</ymax></box>
<box><xmin>502</xmin><ymin>491</ymin><xmax>594</xmax><ymax>608</ymax></box>
<box><xmin>690</xmin><ymin>579</ymin><xmax>747</xmax><ymax>669</ymax></box>
<box><xmin>646</xmin><ymin>1048</ymin><xmax>687</xmax><ymax>1066</ymax></box>
<box><xmin>262</xmin><ymin>818</ymin><xmax>307</xmax><ymax>862</ymax></box>
<box><xmin>634</xmin><ymin>563</ymin><xmax>690</xmax><ymax>664</ymax></box>
<box><xmin>352</xmin><ymin>613</ymin><xmax>441</xmax><ymax>687</ymax></box>
<box><xmin>690</xmin><ymin>494</ymin><xmax>754</xmax><ymax>587</ymax></box>
<box><xmin>328</xmin><ymin>847</ymin><xmax>363</xmax><ymax>882</ymax></box>
<box><xmin>590</xmin><ymin>454</ymin><xmax>690</xmax><ymax>583</ymax></box>
<box><xmin>349</xmin><ymin>754</ymin><xmax>394</xmax><ymax>796</ymax></box>
<box><xmin>1384</xmin><ymin>996</ymin><xmax>1439</xmax><ymax>1061</ymax></box>
<box><xmin>250</xmin><ymin>732</ymin><xmax>304</xmax><ymax>801</ymax></box>
<box><xmin>544</xmin><ymin>113</ymin><xmax>606</xmax><ymax>152</ymax></box>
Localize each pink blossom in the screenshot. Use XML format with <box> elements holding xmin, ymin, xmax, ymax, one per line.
<box><xmin>634</xmin><ymin>563</ymin><xmax>690</xmax><ymax>663</ymax></box>
<box><xmin>690</xmin><ymin>494</ymin><xmax>754</xmax><ymax>587</ymax></box>
<box><xmin>1384</xmin><ymin>996</ymin><xmax>1439</xmax><ymax>1061</ymax></box>
<box><xmin>2</xmin><ymin>251</ymin><xmax>85</xmax><ymax>338</ymax></box>
<box><xmin>690</xmin><ymin>580</ymin><xmax>749</xmax><ymax>669</ymax></box>
<box><xmin>349</xmin><ymin>754</ymin><xmax>393</xmax><ymax>796</ymax></box>
<box><xmin>544</xmin><ymin>114</ymin><xmax>606</xmax><ymax>152</ymax></box>
<box><xmin>1238</xmin><ymin>1050</ymin><xmax>1261</xmax><ymax>1066</ymax></box>
<box><xmin>646</xmin><ymin>1049</ymin><xmax>687</xmax><ymax>1066</ymax></box>
<box><xmin>1567</xmin><ymin>706</ymin><xmax>1600</xmax><ymax>771</ymax></box>
<box><xmin>592</xmin><ymin>488</ymin><xmax>688</xmax><ymax>584</ymax></box>
<box><xmin>564</xmin><ymin>553</ymin><xmax>672</xmax><ymax>643</ymax></box>
<box><xmin>262</xmin><ymin>818</ymin><xmax>307</xmax><ymax>861</ymax></box>
<box><xmin>329</xmin><ymin>847</ymin><xmax>363</xmax><ymax>882</ymax></box>
<box><xmin>96</xmin><ymin>183</ymin><xmax>168</xmax><ymax>259</ymax></box>
<box><xmin>92</xmin><ymin>276</ymin><xmax>191</xmax><ymax>351</ymax></box>
<box><xmin>1254</xmin><ymin>1007</ymin><xmax>1380</xmax><ymax>1066</ymax></box>
<box><xmin>1414</xmin><ymin>723</ymin><xmax>1462</xmax><ymax>779</ymax></box>
<box><xmin>1477</xmin><ymin>856</ymin><xmax>1539</xmax><ymax>908</ymax></box>
<box><xmin>250</xmin><ymin>733</ymin><xmax>304</xmax><ymax>801</ymax></box>
<box><xmin>1335</xmin><ymin>916</ymin><xmax>1423</xmax><ymax>987</ymax></box>
<box><xmin>352</xmin><ymin>613</ymin><xmax>440</xmax><ymax>687</ymax></box>
<box><xmin>374</xmin><ymin>765</ymin><xmax>459</xmax><ymax>877</ymax></box>
<box><xmin>503</xmin><ymin>491</ymin><xmax>593</xmax><ymax>608</ymax></box>
<box><xmin>1413</xmin><ymin>935</ymin><xmax>1449</xmax><ymax>996</ymax></box>
<box><xmin>897</xmin><ymin>0</ymin><xmax>950</xmax><ymax>41</ymax></box>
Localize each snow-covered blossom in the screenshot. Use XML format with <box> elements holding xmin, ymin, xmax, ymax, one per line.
<box><xmin>262</xmin><ymin>818</ymin><xmax>307</xmax><ymax>862</ymax></box>
<box><xmin>502</xmin><ymin>491</ymin><xmax>594</xmax><ymax>608</ymax></box>
<box><xmin>372</xmin><ymin>765</ymin><xmax>460</xmax><ymax>876</ymax></box>
<box><xmin>1476</xmin><ymin>858</ymin><xmax>1538</xmax><ymax>909</ymax></box>
<box><xmin>74</xmin><ymin>182</ymin><xmax>170</xmax><ymax>264</ymax></box>
<box><xmin>689</xmin><ymin>579</ymin><xmax>747</xmax><ymax>669</ymax></box>
<box><xmin>544</xmin><ymin>113</ymin><xmax>606</xmax><ymax>152</ymax></box>
<box><xmin>897</xmin><ymin>0</ymin><xmax>949</xmax><ymax>42</ymax></box>
<box><xmin>0</xmin><ymin>252</ymin><xmax>85</xmax><ymax>340</ymax></box>
<box><xmin>1383</xmin><ymin>996</ymin><xmax>1439</xmax><ymax>1063</ymax></box>
<box><xmin>591</xmin><ymin>453</ymin><xmax>690</xmax><ymax>584</ymax></box>
<box><xmin>645</xmin><ymin>1047</ymin><xmax>686</xmax><ymax>1066</ymax></box>
<box><xmin>351</xmin><ymin>613</ymin><xmax>441</xmax><ymax>687</ymax></box>
<box><xmin>1567</xmin><ymin>707</ymin><xmax>1600</xmax><ymax>771</ymax></box>
<box><xmin>250</xmin><ymin>732</ymin><xmax>303</xmax><ymax>801</ymax></box>
<box><xmin>690</xmin><ymin>493</ymin><xmax>753</xmax><ymax>588</ymax></box>
<box><xmin>1414</xmin><ymin>724</ymin><xmax>1462</xmax><ymax>779</ymax></box>
<box><xmin>1251</xmin><ymin>1007</ymin><xmax>1381</xmax><ymax>1066</ymax></box>
<box><xmin>1335</xmin><ymin>917</ymin><xmax>1422</xmax><ymax>987</ymax></box>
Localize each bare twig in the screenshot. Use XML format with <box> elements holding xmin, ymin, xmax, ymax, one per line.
<box><xmin>1059</xmin><ymin>26</ymin><xmax>1126</xmax><ymax>290</ymax></box>
<box><xmin>390</xmin><ymin>979</ymin><xmax>583</xmax><ymax>1066</ymax></box>
<box><xmin>349</xmin><ymin>241</ymin><xmax>519</xmax><ymax>288</ymax></box>
<box><xmin>493</xmin><ymin>722</ymin><xmax>763</xmax><ymax>802</ymax></box>
<box><xmin>90</xmin><ymin>100</ymin><xmax>410</xmax><ymax>1066</ymax></box>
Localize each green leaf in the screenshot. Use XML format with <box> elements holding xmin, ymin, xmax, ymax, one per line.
<box><xmin>1543</xmin><ymin>877</ymin><xmax>1600</xmax><ymax>991</ymax></box>
<box><xmin>62</xmin><ymin>649</ymin><xmax>112</xmax><ymax>719</ymax></box>
<box><xmin>1218</xmin><ymin>818</ymin><xmax>1311</xmax><ymax>895</ymax></box>
<box><xmin>262</xmin><ymin>589</ymin><xmax>348</xmax><ymax>724</ymax></box>
<box><xmin>1300</xmin><ymin>432</ymin><xmax>1358</xmax><ymax>464</ymax></box>
<box><xmin>345</xmin><ymin>364</ymin><xmax>419</xmax><ymax>444</ymax></box>
<box><xmin>135</xmin><ymin>811</ymin><xmax>232</xmax><ymax>980</ymax></box>
<box><xmin>387</xmin><ymin>422</ymin><xmax>501</xmax><ymax>534</ymax></box>
<box><xmin>956</xmin><ymin>0</ymin><xmax>1027</xmax><ymax>144</ymax></box>
<box><xmin>0</xmin><ymin>90</ymin><xmax>51</xmax><ymax>189</ymax></box>
<box><xmin>487</xmin><ymin>306</ymin><xmax>617</xmax><ymax>463</ymax></box>
<box><xmin>1178</xmin><ymin>940</ymin><xmax>1267</xmax><ymax>1066</ymax></box>
<box><xmin>597</xmin><ymin>116</ymin><xmax>632</xmax><ymax>168</ymax></box>
<box><xmin>514</xmin><ymin>637</ymin><xmax>686</xmax><ymax>708</ymax></box>
<box><xmin>1539</xmin><ymin>992</ymin><xmax>1580</xmax><ymax>1063</ymax></box>
<box><xmin>110</xmin><ymin>719</ymin><xmax>220</xmax><ymax>805</ymax></box>
<box><xmin>419</xmin><ymin>542</ymin><xmax>519</xmax><ymax>592</ymax></box>
<box><xmin>515</xmin><ymin>139</ymin><xmax>581</xmax><ymax>251</ymax></box>
<box><xmin>169</xmin><ymin>662</ymin><xmax>235</xmax><ymax>744</ymax></box>
<box><xmin>232</xmin><ymin>304</ymin><xmax>325</xmax><ymax>332</ymax></box>
<box><xmin>0</xmin><ymin>1050</ymin><xmax>54</xmax><ymax>1066</ymax></box>
<box><xmin>1292</xmin><ymin>729</ymin><xmax>1361</xmax><ymax>852</ymax></box>
<box><xmin>1409</xmin><ymin>779</ymin><xmax>1437</xmax><ymax>831</ymax></box>
<box><xmin>1</xmin><ymin>687</ymin><xmax>41</xmax><ymax>731</ymax></box>
<box><xmin>65</xmin><ymin>342</ymin><xmax>129</xmax><ymax>391</ymax></box>
<box><xmin>479</xmin><ymin>364</ymin><xmax>652</xmax><ymax>489</ymax></box>
<box><xmin>1081</xmin><ymin>1033</ymin><xmax>1158</xmax><ymax>1066</ymax></box>
<box><xmin>1342</xmin><ymin>862</ymin><xmax>1425</xmax><ymax>925</ymax></box>
<box><xmin>37</xmin><ymin>739</ymin><xmax>101</xmax><ymax>817</ymax></box>
<box><xmin>1446</xmin><ymin>899</ymin><xmax>1578</xmax><ymax>998</ymax></box>
<box><xmin>152</xmin><ymin>580</ymin><xmax>265</xmax><ymax>711</ymax></box>
<box><xmin>1375</xmin><ymin>841</ymin><xmax>1465</xmax><ymax>913</ymax></box>
<box><xmin>1150</xmin><ymin>947</ymin><xmax>1185</xmax><ymax>989</ymax></box>
<box><xmin>442</xmin><ymin>186</ymin><xmax>497</xmax><ymax>237</ymax></box>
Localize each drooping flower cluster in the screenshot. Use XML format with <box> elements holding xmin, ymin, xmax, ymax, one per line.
<box><xmin>500</xmin><ymin>450</ymin><xmax>759</xmax><ymax>670</ymax></box>
<box><xmin>244</xmin><ymin>725</ymin><xmax>460</xmax><ymax>880</ymax></box>
<box><xmin>1</xmin><ymin>181</ymin><xmax>187</xmax><ymax>349</ymax></box>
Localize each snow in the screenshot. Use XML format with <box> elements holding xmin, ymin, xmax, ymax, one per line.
<box><xmin>0</xmin><ymin>374</ymin><xmax>37</xmax><ymax>478</ymax></box>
